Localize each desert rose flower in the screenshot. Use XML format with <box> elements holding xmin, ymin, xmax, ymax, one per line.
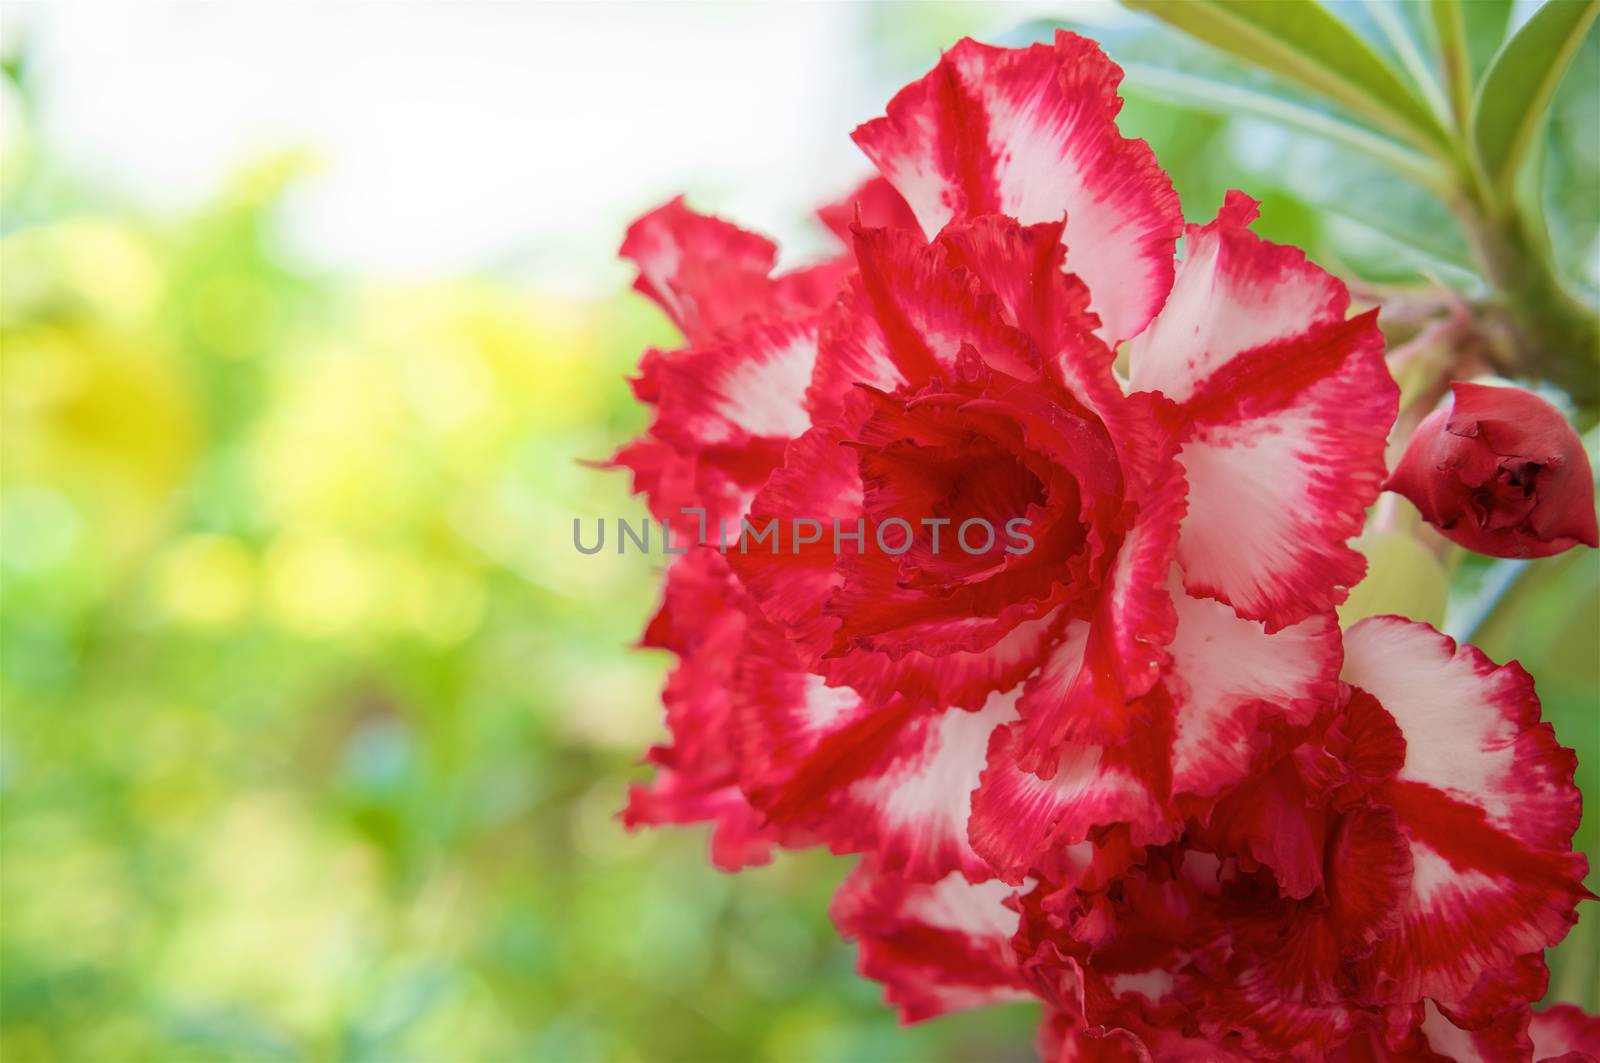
<box><xmin>1386</xmin><ymin>381</ymin><xmax>1599</xmax><ymax>558</ymax></box>
<box><xmin>608</xmin><ymin>29</ymin><xmax>1593</xmax><ymax>1062</ymax></box>
<box><xmin>844</xmin><ymin>619</ymin><xmax>1590</xmax><ymax>1060</ymax></box>
<box><xmin>614</xmin><ymin>185</ymin><xmax>910</xmax><ymax>858</ymax></box>
<box><xmin>724</xmin><ymin>35</ymin><xmax>1391</xmax><ymax>888</ymax></box>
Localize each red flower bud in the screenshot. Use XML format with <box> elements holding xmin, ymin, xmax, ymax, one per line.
<box><xmin>1385</xmin><ymin>382</ymin><xmax>1598</xmax><ymax>558</ymax></box>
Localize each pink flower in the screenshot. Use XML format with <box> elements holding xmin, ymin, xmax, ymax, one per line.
<box><xmin>720</xmin><ymin>34</ymin><xmax>1392</xmax><ymax>888</ymax></box>
<box><xmin>609</xmin><ymin>29</ymin><xmax>1593</xmax><ymax>1061</ymax></box>
<box><xmin>1386</xmin><ymin>381</ymin><xmax>1599</xmax><ymax>559</ymax></box>
<box><xmin>843</xmin><ymin>619</ymin><xmax>1589</xmax><ymax>1059</ymax></box>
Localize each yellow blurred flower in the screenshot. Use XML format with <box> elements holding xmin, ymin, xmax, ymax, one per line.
<box><xmin>375</xmin><ymin>552</ymin><xmax>485</xmax><ymax>646</ymax></box>
<box><xmin>264</xmin><ymin>530</ymin><xmax>371</xmax><ymax>636</ymax></box>
<box><xmin>153</xmin><ymin>533</ymin><xmax>257</xmax><ymax>628</ymax></box>
<box><xmin>0</xmin><ymin>315</ymin><xmax>197</xmax><ymax>568</ymax></box>
<box><xmin>1</xmin><ymin>217</ymin><xmax>163</xmax><ymax>324</ymax></box>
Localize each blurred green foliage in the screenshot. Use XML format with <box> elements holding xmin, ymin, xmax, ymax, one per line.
<box><xmin>0</xmin><ymin>42</ymin><xmax>1045</xmax><ymax>1057</ymax></box>
<box><xmin>1</xmin><ymin>5</ymin><xmax>1596</xmax><ymax>1062</ymax></box>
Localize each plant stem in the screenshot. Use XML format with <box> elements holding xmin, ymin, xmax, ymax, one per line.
<box><xmin>1449</xmin><ymin>187</ymin><xmax>1600</xmax><ymax>421</ymax></box>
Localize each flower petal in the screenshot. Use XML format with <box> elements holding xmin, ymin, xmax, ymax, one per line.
<box><xmin>969</xmin><ymin>722</ymin><xmax>1178</xmax><ymax>884</ymax></box>
<box><xmin>934</xmin><ymin>216</ymin><xmax>1103</xmax><ymax>380</ymax></box>
<box><xmin>727</xmin><ymin>414</ymin><xmax>861</xmax><ymax>655</ymax></box>
<box><xmin>1127</xmin><ymin>192</ymin><xmax>1347</xmax><ymax>405</ymax></box>
<box><xmin>819</xmin><ymin>606</ymin><xmax>1068</xmax><ymax>714</ymax></box>
<box><xmin>848</xmin><ymin>224</ymin><xmax>1041</xmax><ymax>384</ymax></box>
<box><xmin>1165</xmin><ymin>589</ymin><xmax>1340</xmax><ymax>801</ymax></box>
<box><xmin>816</xmin><ymin>176</ymin><xmax>919</xmax><ymax>244</ymax></box>
<box><xmin>622</xmin><ymin>550</ymin><xmax>776</xmax><ymax>870</ymax></box>
<box><xmin>1341</xmin><ymin>617</ymin><xmax>1590</xmax><ymax>1019</ymax></box>
<box><xmin>804</xmin><ymin>275</ymin><xmax>909</xmax><ymax>427</ymax></box>
<box><xmin>832</xmin><ymin>859</ymin><xmax>1030</xmax><ymax>1022</ymax></box>
<box><xmin>1343</xmin><ymin>617</ymin><xmax>1583</xmax><ymax>850</ymax></box>
<box><xmin>651</xmin><ymin>316</ymin><xmax>822</xmax><ymax>450</ymax></box>
<box><xmin>735</xmin><ymin>622</ymin><xmax>1022</xmax><ymax>883</ymax></box>
<box><xmin>620</xmin><ymin>198</ymin><xmax>781</xmax><ymax>343</ymax></box>
<box><xmin>1413</xmin><ymin>1001</ymin><xmax>1535</xmax><ymax>1063</ymax></box>
<box><xmin>852</xmin><ymin>32</ymin><xmax>1182</xmax><ymax>342</ymax></box>
<box><xmin>1009</xmin><ymin>462</ymin><xmax>1186</xmax><ymax>773</ymax></box>
<box><xmin>1130</xmin><ymin>194</ymin><xmax>1396</xmax><ymax>630</ymax></box>
<box><xmin>1531</xmin><ymin>1004</ymin><xmax>1600</xmax><ymax>1063</ymax></box>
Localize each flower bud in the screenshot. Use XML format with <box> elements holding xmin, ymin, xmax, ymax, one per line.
<box><xmin>1385</xmin><ymin>382</ymin><xmax>1598</xmax><ymax>558</ymax></box>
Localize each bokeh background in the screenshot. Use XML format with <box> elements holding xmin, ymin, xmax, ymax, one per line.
<box><xmin>0</xmin><ymin>3</ymin><xmax>1594</xmax><ymax>1061</ymax></box>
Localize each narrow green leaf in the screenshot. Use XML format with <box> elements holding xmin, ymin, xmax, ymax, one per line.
<box><xmin>1428</xmin><ymin>0</ymin><xmax>1475</xmax><ymax>130</ymax></box>
<box><xmin>1122</xmin><ymin>0</ymin><xmax>1454</xmax><ymax>154</ymax></box>
<box><xmin>1118</xmin><ymin>63</ymin><xmax>1450</xmax><ymax>192</ymax></box>
<box><xmin>1460</xmin><ymin>0</ymin><xmax>1515</xmax><ymax>76</ymax></box>
<box><xmin>1472</xmin><ymin>0</ymin><xmax>1600</xmax><ymax>199</ymax></box>
<box><xmin>1366</xmin><ymin>0</ymin><xmax>1454</xmax><ymax>124</ymax></box>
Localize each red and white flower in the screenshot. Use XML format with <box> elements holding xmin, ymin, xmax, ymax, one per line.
<box><xmin>610</xmin><ymin>28</ymin><xmax>1593</xmax><ymax>1062</ymax></box>
<box><xmin>990</xmin><ymin>616</ymin><xmax>1590</xmax><ymax>1060</ymax></box>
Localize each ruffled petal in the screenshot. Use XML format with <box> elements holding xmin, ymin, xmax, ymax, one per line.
<box><xmin>613</xmin><ymin>313</ymin><xmax>829</xmax><ymax>528</ymax></box>
<box><xmin>1531</xmin><ymin>1004</ymin><xmax>1600</xmax><ymax>1063</ymax></box>
<box><xmin>847</xmin><ymin>224</ymin><xmax>1041</xmax><ymax>384</ymax></box>
<box><xmin>606</xmin><ymin>436</ymin><xmax>699</xmax><ymax>522</ymax></box>
<box><xmin>1165</xmin><ymin>589</ymin><xmax>1340</xmax><ymax>801</ymax></box>
<box><xmin>1130</xmin><ymin>194</ymin><xmax>1396</xmax><ymax>630</ymax></box>
<box><xmin>970</xmin><ymin>723</ymin><xmax>1179</xmax><ymax>884</ymax></box>
<box><xmin>832</xmin><ymin>859</ymin><xmax>1030</xmax><ymax>1022</ymax></box>
<box><xmin>1038</xmin><ymin>1014</ymin><xmax>1155</xmax><ymax>1063</ymax></box>
<box><xmin>1412</xmin><ymin>1001</ymin><xmax>1535</xmax><ymax>1063</ymax></box>
<box><xmin>935</xmin><ymin>216</ymin><xmax>1104</xmax><ymax>381</ymax></box>
<box><xmin>621</xmin><ymin>774</ymin><xmax>776</xmax><ymax>873</ymax></box>
<box><xmin>835</xmin><ymin>693</ymin><xmax>1021</xmax><ymax>882</ymax></box>
<box><xmin>620</xmin><ymin>198</ymin><xmax>782</xmax><ymax>343</ymax></box>
<box><xmin>1343</xmin><ymin>617</ymin><xmax>1583</xmax><ymax>854</ymax></box>
<box><xmin>817</xmin><ymin>606</ymin><xmax>1067</xmax><ymax>714</ymax></box>
<box><xmin>621</xmin><ymin>198</ymin><xmax>848</xmax><ymax>349</ymax></box>
<box><xmin>727</xmin><ymin>414</ymin><xmax>861</xmax><ymax>655</ymax></box>
<box><xmin>1240</xmin><ymin>803</ymin><xmax>1412</xmax><ymax>1000</ymax></box>
<box><xmin>805</xmin><ymin>279</ymin><xmax>908</xmax><ymax>426</ymax></box>
<box><xmin>651</xmin><ymin>316</ymin><xmax>822</xmax><ymax>450</ymax></box>
<box><xmin>852</xmin><ymin>32</ymin><xmax>1182</xmax><ymax>342</ymax></box>
<box><xmin>735</xmin><ymin>620</ymin><xmax>1021</xmax><ymax>882</ymax></box>
<box><xmin>816</xmin><ymin>176</ymin><xmax>919</xmax><ymax>243</ymax></box>
<box><xmin>1127</xmin><ymin>192</ymin><xmax>1346</xmax><ymax>404</ymax></box>
<box><xmin>1199</xmin><ymin>751</ymin><xmax>1331</xmax><ymax>901</ymax></box>
<box><xmin>621</xmin><ymin>550</ymin><xmax>776</xmax><ymax>870</ymax></box>
<box><xmin>1199</xmin><ymin>978</ymin><xmax>1358</xmax><ymax>1060</ymax></box>
<box><xmin>1009</xmin><ymin>461</ymin><xmax>1186</xmax><ymax>773</ymax></box>
<box><xmin>934</xmin><ymin>215</ymin><xmax>1176</xmax><ymax>499</ymax></box>
<box><xmin>1341</xmin><ymin>617</ymin><xmax>1590</xmax><ymax>1019</ymax></box>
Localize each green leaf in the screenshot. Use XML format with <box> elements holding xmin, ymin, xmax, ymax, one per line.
<box><xmin>1365</xmin><ymin>0</ymin><xmax>1453</xmax><ymax>123</ymax></box>
<box><xmin>1544</xmin><ymin>25</ymin><xmax>1600</xmax><ymax>298</ymax></box>
<box><xmin>1460</xmin><ymin>0</ymin><xmax>1515</xmax><ymax>76</ymax></box>
<box><xmin>1117</xmin><ymin>63</ymin><xmax>1449</xmax><ymax>192</ymax></box>
<box><xmin>1428</xmin><ymin>0</ymin><xmax>1475</xmax><ymax>129</ymax></box>
<box><xmin>1122</xmin><ymin>0</ymin><xmax>1454</xmax><ymax>154</ymax></box>
<box><xmin>1472</xmin><ymin>0</ymin><xmax>1600</xmax><ymax>200</ymax></box>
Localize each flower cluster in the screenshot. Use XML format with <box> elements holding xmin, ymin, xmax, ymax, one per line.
<box><xmin>612</xmin><ymin>33</ymin><xmax>1595</xmax><ymax>1061</ymax></box>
